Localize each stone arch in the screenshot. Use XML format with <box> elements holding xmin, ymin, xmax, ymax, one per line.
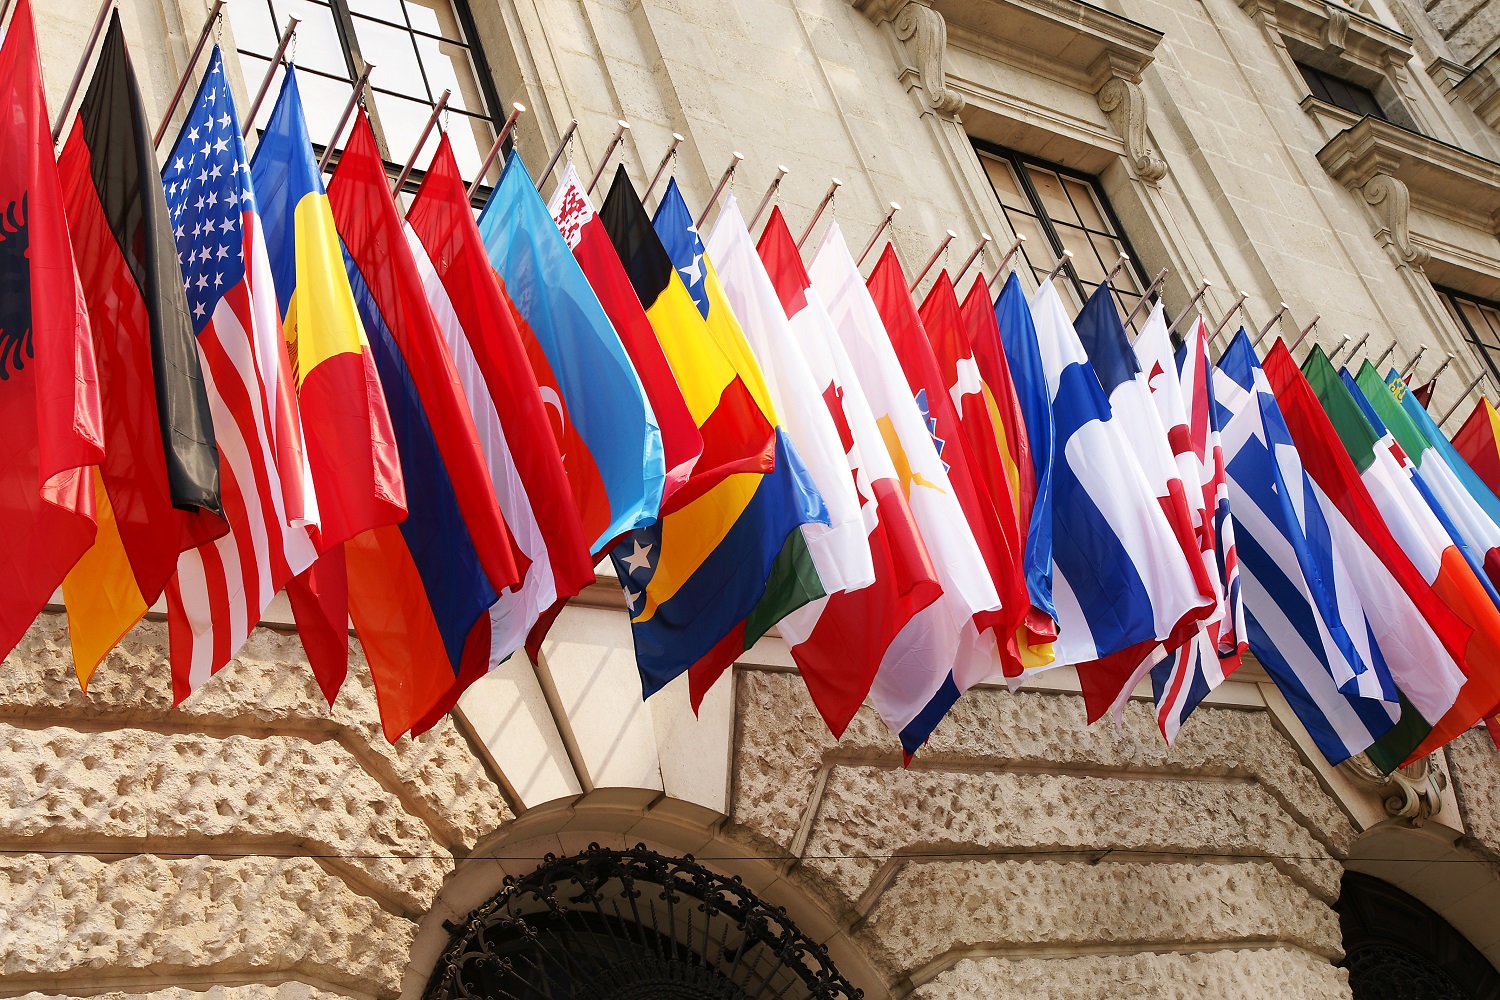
<box><xmin>400</xmin><ymin>790</ymin><xmax>892</xmax><ymax>1000</ymax></box>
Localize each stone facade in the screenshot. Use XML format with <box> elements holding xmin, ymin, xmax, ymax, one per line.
<box><xmin>11</xmin><ymin>0</ymin><xmax>1500</xmax><ymax>994</ymax></box>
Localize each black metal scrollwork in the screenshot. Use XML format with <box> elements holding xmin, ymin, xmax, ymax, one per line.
<box><xmin>425</xmin><ymin>844</ymin><xmax>863</xmax><ymax>1000</ymax></box>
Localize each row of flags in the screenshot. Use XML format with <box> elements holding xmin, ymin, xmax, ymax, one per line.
<box><xmin>7</xmin><ymin>0</ymin><xmax>1500</xmax><ymax>770</ymax></box>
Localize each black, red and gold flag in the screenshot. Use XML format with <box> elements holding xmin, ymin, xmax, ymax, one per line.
<box><xmin>58</xmin><ymin>13</ymin><xmax>225</xmax><ymax>686</ymax></box>
<box><xmin>0</xmin><ymin>0</ymin><xmax>104</xmax><ymax>661</ymax></box>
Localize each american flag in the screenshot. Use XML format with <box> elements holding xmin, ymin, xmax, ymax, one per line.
<box><xmin>160</xmin><ymin>48</ymin><xmax>319</xmax><ymax>701</ymax></box>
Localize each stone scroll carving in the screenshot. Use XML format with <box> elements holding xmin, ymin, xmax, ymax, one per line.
<box><xmin>1361</xmin><ymin>171</ymin><xmax>1430</xmax><ymax>267</ymax></box>
<box><xmin>1096</xmin><ymin>77</ymin><xmax>1167</xmax><ymax>183</ymax></box>
<box><xmin>1324</xmin><ymin>3</ymin><xmax>1350</xmax><ymax>55</ymax></box>
<box><xmin>1339</xmin><ymin>752</ymin><xmax>1447</xmax><ymax>825</ymax></box>
<box><xmin>892</xmin><ymin>1</ymin><xmax>966</xmax><ymax>116</ymax></box>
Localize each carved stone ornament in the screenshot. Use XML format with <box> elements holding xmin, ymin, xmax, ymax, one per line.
<box><xmin>1096</xmin><ymin>77</ymin><xmax>1167</xmax><ymax>183</ymax></box>
<box><xmin>1361</xmin><ymin>171</ymin><xmax>1431</xmax><ymax>267</ymax></box>
<box><xmin>1324</xmin><ymin>2</ymin><xmax>1351</xmax><ymax>55</ymax></box>
<box><xmin>1339</xmin><ymin>752</ymin><xmax>1447</xmax><ymax>826</ymax></box>
<box><xmin>892</xmin><ymin>1</ymin><xmax>966</xmax><ymax>117</ymax></box>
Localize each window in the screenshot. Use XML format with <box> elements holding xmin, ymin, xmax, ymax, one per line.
<box><xmin>1436</xmin><ymin>285</ymin><xmax>1500</xmax><ymax>385</ymax></box>
<box><xmin>973</xmin><ymin>143</ymin><xmax>1150</xmax><ymax>328</ymax></box>
<box><xmin>229</xmin><ymin>0</ymin><xmax>503</xmax><ymax>187</ymax></box>
<box><xmin>1296</xmin><ymin>61</ymin><xmax>1387</xmax><ymax>121</ymax></box>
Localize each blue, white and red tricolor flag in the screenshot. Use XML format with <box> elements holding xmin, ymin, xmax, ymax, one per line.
<box><xmin>160</xmin><ymin>48</ymin><xmax>318</xmax><ymax>700</ymax></box>
<box><xmin>1139</xmin><ymin>311</ymin><xmax>1244</xmax><ymax>742</ymax></box>
<box><xmin>1213</xmin><ymin>330</ymin><xmax>1399</xmax><ymax>764</ymax></box>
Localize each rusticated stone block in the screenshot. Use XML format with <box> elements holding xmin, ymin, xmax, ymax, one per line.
<box><xmin>17</xmin><ymin>986</ymin><xmax>359</xmax><ymax>1000</ymax></box>
<box><xmin>1446</xmin><ymin>730</ymin><xmax>1500</xmax><ymax>855</ymax></box>
<box><xmin>858</xmin><ymin>860</ymin><xmax>1342</xmax><ymax>977</ymax></box>
<box><xmin>730</xmin><ymin>671</ymin><xmax>1353</xmax><ymax>861</ymax></box>
<box><xmin>795</xmin><ymin>765</ymin><xmax>1340</xmax><ymax>914</ymax></box>
<box><xmin>910</xmin><ymin>949</ymin><xmax>1351</xmax><ymax>1000</ymax></box>
<box><xmin>0</xmin><ymin>855</ymin><xmax>410</xmax><ymax>996</ymax></box>
<box><xmin>2</xmin><ymin>614</ymin><xmax>510</xmax><ymax>851</ymax></box>
<box><xmin>0</xmin><ymin>725</ymin><xmax>448</xmax><ymax>914</ymax></box>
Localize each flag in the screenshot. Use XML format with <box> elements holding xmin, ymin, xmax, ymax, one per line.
<box><xmin>328</xmin><ymin>110</ymin><xmax>521</xmax><ymax>741</ymax></box>
<box><xmin>477</xmin><ymin>153</ymin><xmax>663</xmax><ymax>553</ymax></box>
<box><xmin>600</xmin><ymin>169</ymin><xmax>774</xmax><ymax>510</ymax></box>
<box><xmin>1029</xmin><ymin>279</ymin><xmax>1209</xmax><ymax>682</ymax></box>
<box><xmin>990</xmin><ymin>271</ymin><xmax>1058</xmax><ymax>660</ymax></box>
<box><xmin>755</xmin><ymin>206</ymin><xmax>941</xmax><ymax>736</ymax></box>
<box><xmin>867</xmin><ymin>247</ymin><xmax>1016</xmax><ymax>684</ymax></box>
<box><xmin>1298</xmin><ymin>345</ymin><xmax>1500</xmax><ymax>766</ymax></box>
<box><xmin>159</xmin><ymin>48</ymin><xmax>319</xmax><ymax>701</ymax></box>
<box><xmin>548</xmin><ymin>162</ymin><xmax>701</xmax><ymax>507</ymax></box>
<box><xmin>1214</xmin><ymin>331</ymin><xmax>1400</xmax><ymax>765</ymax></box>
<box><xmin>1453</xmin><ymin>396</ymin><xmax>1500</xmax><ymax>501</ymax></box>
<box><xmin>918</xmin><ymin>270</ymin><xmax>1033</xmax><ymax>679</ymax></box>
<box><xmin>1411</xmin><ymin>375</ymin><xmax>1437</xmax><ymax>409</ymax></box>
<box><xmin>58</xmin><ymin>13</ymin><xmax>226</xmax><ymax>686</ymax></box>
<box><xmin>1136</xmin><ymin>311</ymin><xmax>1244</xmax><ymax>742</ymax></box>
<box><xmin>0</xmin><ymin>0</ymin><xmax>103</xmax><ymax>662</ymax></box>
<box><xmin>707</xmin><ymin>195</ymin><xmax>871</xmax><ymax>591</ymax></box>
<box><xmin>250</xmin><ymin>65</ymin><xmax>405</xmax><ymax>703</ymax></box>
<box><xmin>405</xmin><ymin>135</ymin><xmax>595</xmax><ymax>715</ymax></box>
<box><xmin>608</xmin><ymin>179</ymin><xmax>827</xmax><ymax>706</ymax></box>
<box><xmin>960</xmin><ymin>273</ymin><xmax>1056</xmax><ymax>667</ymax></box>
<box><xmin>810</xmin><ymin>222</ymin><xmax>1003</xmax><ymax>756</ymax></box>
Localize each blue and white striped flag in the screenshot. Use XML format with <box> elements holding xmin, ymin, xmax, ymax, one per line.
<box><xmin>1213</xmin><ymin>331</ymin><xmax>1400</xmax><ymax>765</ymax></box>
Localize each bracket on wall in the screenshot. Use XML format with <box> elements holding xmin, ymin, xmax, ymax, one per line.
<box><xmin>852</xmin><ymin>0</ymin><xmax>965</xmax><ymax>117</ymax></box>
<box><xmin>1096</xmin><ymin>76</ymin><xmax>1167</xmax><ymax>183</ymax></box>
<box><xmin>1339</xmin><ymin>752</ymin><xmax>1448</xmax><ymax>826</ymax></box>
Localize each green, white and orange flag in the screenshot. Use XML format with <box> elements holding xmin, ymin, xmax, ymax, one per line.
<box><xmin>1298</xmin><ymin>345</ymin><xmax>1500</xmax><ymax>767</ymax></box>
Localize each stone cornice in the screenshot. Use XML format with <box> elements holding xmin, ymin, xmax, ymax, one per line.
<box><xmin>1317</xmin><ymin>115</ymin><xmax>1500</xmax><ymax>235</ymax></box>
<box><xmin>1455</xmin><ymin>48</ymin><xmax>1500</xmax><ymax>132</ymax></box>
<box><xmin>1238</xmin><ymin>0</ymin><xmax>1413</xmax><ymax>76</ymax></box>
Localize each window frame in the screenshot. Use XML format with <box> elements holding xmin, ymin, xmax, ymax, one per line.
<box><xmin>1294</xmin><ymin>61</ymin><xmax>1387</xmax><ymax>121</ymax></box>
<box><xmin>1434</xmin><ymin>284</ymin><xmax>1500</xmax><ymax>387</ymax></box>
<box><xmin>971</xmin><ymin>138</ymin><xmax>1152</xmax><ymax>329</ymax></box>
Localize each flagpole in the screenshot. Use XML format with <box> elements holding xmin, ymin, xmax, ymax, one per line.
<box><xmin>1334</xmin><ymin>331</ymin><xmax>1370</xmax><ymax>365</ymax></box>
<box><xmin>796</xmin><ymin>178</ymin><xmax>841</xmax><ymax>249</ymax></box>
<box><xmin>952</xmin><ymin>234</ymin><xmax>991</xmax><ymax>286</ymax></box>
<box><xmin>1372</xmin><ymin>340</ymin><xmax>1399</xmax><ymax>371</ymax></box>
<box><xmin>1041</xmin><ymin>250</ymin><xmax>1074</xmax><ymax>285</ymax></box>
<box><xmin>909</xmin><ymin>230</ymin><xmax>956</xmax><ymax>292</ymax></box>
<box><xmin>987</xmin><ymin>235</ymin><xmax>1027</xmax><ymax>290</ymax></box>
<box><xmin>1286</xmin><ymin>313</ymin><xmax>1320</xmax><ymax>352</ymax></box>
<box><xmin>586</xmin><ymin>120</ymin><xmax>630</xmax><ymax>195</ymax></box>
<box><xmin>1168</xmin><ymin>279</ymin><xmax>1211</xmax><ymax>333</ymax></box>
<box><xmin>747</xmin><ymin>165</ymin><xmax>788</xmax><ymax>230</ymax></box>
<box><xmin>466</xmin><ymin>102</ymin><xmax>525</xmax><ymax>199</ymax></box>
<box><xmin>1122</xmin><ymin>268</ymin><xmax>1169</xmax><ymax>328</ymax></box>
<box><xmin>151</xmin><ymin>0</ymin><xmax>223</xmax><ymax>148</ymax></box>
<box><xmin>1437</xmin><ymin>372</ymin><xmax>1489</xmax><ymax>426</ymax></box>
<box><xmin>695</xmin><ymin>151</ymin><xmax>743</xmax><ymax>229</ymax></box>
<box><xmin>1402</xmin><ymin>344</ymin><xmax>1428</xmax><ymax>378</ymax></box>
<box><xmin>0</xmin><ymin>0</ymin><xmax>14</xmax><ymax>28</ymax></box>
<box><xmin>242</xmin><ymin>15</ymin><xmax>300</xmax><ymax>137</ymax></box>
<box><xmin>535</xmin><ymin>119</ymin><xmax>577</xmax><ymax>192</ymax></box>
<box><xmin>1325</xmin><ymin>333</ymin><xmax>1350</xmax><ymax>363</ymax></box>
<box><xmin>51</xmin><ymin>0</ymin><xmax>116</xmax><ymax>143</ymax></box>
<box><xmin>317</xmin><ymin>63</ymin><xmax>373</xmax><ymax>173</ymax></box>
<box><xmin>1425</xmin><ymin>353</ymin><xmax>1456</xmax><ymax>388</ymax></box>
<box><xmin>1249</xmin><ymin>302</ymin><xmax>1289</xmax><ymax>348</ymax></box>
<box><xmin>643</xmin><ymin>133</ymin><xmax>684</xmax><ymax>204</ymax></box>
<box><xmin>1210</xmin><ymin>290</ymin><xmax>1250</xmax><ymax>341</ymax></box>
<box><xmin>858</xmin><ymin>202</ymin><xmax>900</xmax><ymax>267</ymax></box>
<box><xmin>390</xmin><ymin>88</ymin><xmax>449</xmax><ymax>196</ymax></box>
<box><xmin>1100</xmin><ymin>252</ymin><xmax>1130</xmax><ymax>287</ymax></box>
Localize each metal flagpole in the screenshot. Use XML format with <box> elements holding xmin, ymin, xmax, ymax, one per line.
<box><xmin>747</xmin><ymin>165</ymin><xmax>788</xmax><ymax>230</ymax></box>
<box><xmin>535</xmin><ymin>119</ymin><xmax>577</xmax><ymax>192</ymax></box>
<box><xmin>0</xmin><ymin>0</ymin><xmax>15</xmax><ymax>28</ymax></box>
<box><xmin>796</xmin><ymin>178</ymin><xmax>842</xmax><ymax>249</ymax></box>
<box><xmin>1101</xmin><ymin>252</ymin><xmax>1130</xmax><ymax>286</ymax></box>
<box><xmin>1168</xmin><ymin>280</ymin><xmax>1212</xmax><ymax>334</ymax></box>
<box><xmin>152</xmin><ymin>0</ymin><xmax>223</xmax><ymax>148</ymax></box>
<box><xmin>1372</xmin><ymin>341</ymin><xmax>1398</xmax><ymax>371</ymax></box>
<box><xmin>987</xmin><ymin>234</ymin><xmax>1026</xmax><ymax>290</ymax></box>
<box><xmin>695</xmin><ymin>151</ymin><xmax>743</xmax><ymax>229</ymax></box>
<box><xmin>243</xmin><ymin>15</ymin><xmax>300</xmax><ymax>137</ymax></box>
<box><xmin>52</xmin><ymin>0</ymin><xmax>116</xmax><ymax>143</ymax></box>
<box><xmin>1334</xmin><ymin>331</ymin><xmax>1370</xmax><ymax>365</ymax></box>
<box><xmin>467</xmin><ymin>102</ymin><xmax>525</xmax><ymax>199</ymax></box>
<box><xmin>952</xmin><ymin>234</ymin><xmax>991</xmax><ymax>286</ymax></box>
<box><xmin>1437</xmin><ymin>372</ymin><xmax>1489</xmax><ymax>426</ymax></box>
<box><xmin>1286</xmin><ymin>314</ymin><xmax>1320</xmax><ymax>352</ymax></box>
<box><xmin>643</xmin><ymin>133</ymin><xmax>684</xmax><ymax>204</ymax></box>
<box><xmin>1401</xmin><ymin>344</ymin><xmax>1429</xmax><ymax>378</ymax></box>
<box><xmin>1423</xmin><ymin>353</ymin><xmax>1456</xmax><ymax>391</ymax></box>
<box><xmin>391</xmin><ymin>88</ymin><xmax>449</xmax><ymax>197</ymax></box>
<box><xmin>586</xmin><ymin>120</ymin><xmax>630</xmax><ymax>195</ymax></box>
<box><xmin>909</xmin><ymin>230</ymin><xmax>956</xmax><ymax>291</ymax></box>
<box><xmin>318</xmin><ymin>63</ymin><xmax>373</xmax><ymax>173</ymax></box>
<box><xmin>1041</xmin><ymin>250</ymin><xmax>1074</xmax><ymax>285</ymax></box>
<box><xmin>858</xmin><ymin>202</ymin><xmax>900</xmax><ymax>266</ymax></box>
<box><xmin>1122</xmin><ymin>268</ymin><xmax>1169</xmax><ymax>329</ymax></box>
<box><xmin>1250</xmin><ymin>302</ymin><xmax>1289</xmax><ymax>348</ymax></box>
<box><xmin>1211</xmin><ymin>291</ymin><xmax>1250</xmax><ymax>341</ymax></box>
<box><xmin>1324</xmin><ymin>334</ymin><xmax>1350</xmax><ymax>364</ymax></box>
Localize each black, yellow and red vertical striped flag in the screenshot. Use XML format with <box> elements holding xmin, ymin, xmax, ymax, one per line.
<box><xmin>58</xmin><ymin>14</ymin><xmax>225</xmax><ymax>686</ymax></box>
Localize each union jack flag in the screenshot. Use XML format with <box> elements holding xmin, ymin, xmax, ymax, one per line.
<box><xmin>160</xmin><ymin>48</ymin><xmax>319</xmax><ymax>701</ymax></box>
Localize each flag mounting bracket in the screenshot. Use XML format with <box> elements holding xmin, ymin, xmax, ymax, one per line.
<box><xmin>797</xmin><ymin>178</ymin><xmax>842</xmax><ymax>250</ymax></box>
<box><xmin>858</xmin><ymin>202</ymin><xmax>900</xmax><ymax>266</ymax></box>
<box><xmin>467</xmin><ymin>103</ymin><xmax>525</xmax><ymax>199</ymax></box>
<box><xmin>535</xmin><ymin>119</ymin><xmax>578</xmax><ymax>192</ymax></box>
<box><xmin>1168</xmin><ymin>279</ymin><xmax>1211</xmax><ymax>334</ymax></box>
<box><xmin>910</xmin><ymin>230</ymin><xmax>957</xmax><ymax>291</ymax></box>
<box><xmin>587</xmin><ymin>120</ymin><xmax>630</xmax><ymax>196</ymax></box>
<box><xmin>644</xmin><ymin>133</ymin><xmax>685</xmax><ymax>205</ymax></box>
<box><xmin>953</xmin><ymin>234</ymin><xmax>990</xmax><ymax>287</ymax></box>
<box><xmin>696</xmin><ymin>151</ymin><xmax>743</xmax><ymax>228</ymax></box>
<box><xmin>243</xmin><ymin>15</ymin><xmax>300</xmax><ymax>138</ymax></box>
<box><xmin>1123</xmin><ymin>268</ymin><xmax>1169</xmax><ymax>329</ymax></box>
<box><xmin>747</xmin><ymin>165</ymin><xmax>789</xmax><ymax>230</ymax></box>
